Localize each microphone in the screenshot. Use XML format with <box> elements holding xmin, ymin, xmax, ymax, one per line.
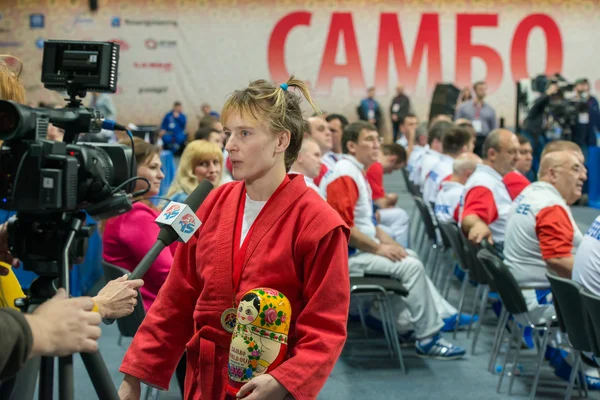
<box><xmin>103</xmin><ymin>180</ymin><xmax>213</xmax><ymax>324</ymax></box>
<box><xmin>128</xmin><ymin>180</ymin><xmax>214</xmax><ymax>281</ymax></box>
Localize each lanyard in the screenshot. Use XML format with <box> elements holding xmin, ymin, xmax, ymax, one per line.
<box><xmin>475</xmin><ymin>103</ymin><xmax>482</xmax><ymax>119</ymax></box>
<box><xmin>231</xmin><ymin>175</ymin><xmax>290</xmax><ymax>295</ymax></box>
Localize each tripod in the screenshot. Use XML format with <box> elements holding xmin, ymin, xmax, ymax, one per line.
<box><xmin>7</xmin><ymin>212</ymin><xmax>119</xmax><ymax>400</ymax></box>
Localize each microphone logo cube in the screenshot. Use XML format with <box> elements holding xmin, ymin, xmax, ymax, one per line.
<box><xmin>163</xmin><ymin>203</ymin><xmax>181</xmax><ymax>220</ymax></box>
<box><xmin>180</xmin><ymin>213</ymin><xmax>196</xmax><ymax>234</ymax></box>
<box><xmin>156</xmin><ymin>202</ymin><xmax>202</xmax><ymax>243</ymax></box>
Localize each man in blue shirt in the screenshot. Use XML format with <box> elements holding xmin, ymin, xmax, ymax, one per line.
<box><xmin>455</xmin><ymin>81</ymin><xmax>497</xmax><ymax>156</ymax></box>
<box><xmin>160</xmin><ymin>101</ymin><xmax>187</xmax><ymax>153</ymax></box>
<box><xmin>357</xmin><ymin>87</ymin><xmax>382</xmax><ymax>131</ymax></box>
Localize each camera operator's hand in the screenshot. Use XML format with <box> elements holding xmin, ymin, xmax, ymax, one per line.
<box><xmin>24</xmin><ymin>288</ymin><xmax>102</xmax><ymax>357</ymax></box>
<box><xmin>93</xmin><ymin>275</ymin><xmax>144</xmax><ymax>319</ymax></box>
<box><xmin>546</xmin><ymin>83</ymin><xmax>559</xmax><ymax>96</ymax></box>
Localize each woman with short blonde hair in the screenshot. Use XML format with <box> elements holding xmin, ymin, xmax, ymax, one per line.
<box><xmin>119</xmin><ymin>77</ymin><xmax>350</xmax><ymax>400</ymax></box>
<box><xmin>166</xmin><ymin>139</ymin><xmax>223</xmax><ymax>203</ymax></box>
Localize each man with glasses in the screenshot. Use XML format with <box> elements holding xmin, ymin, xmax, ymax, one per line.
<box><xmin>322</xmin><ymin>121</ymin><xmax>467</xmax><ymax>360</ymax></box>
<box><xmin>459</xmin><ymin>129</ymin><xmax>519</xmax><ymax>250</ymax></box>
<box><xmin>504</xmin><ymin>150</ymin><xmax>587</xmax><ymax>324</ymax></box>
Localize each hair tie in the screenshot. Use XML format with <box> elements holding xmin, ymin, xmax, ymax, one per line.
<box><xmin>280</xmin><ymin>83</ymin><xmax>288</xmax><ymax>91</ymax></box>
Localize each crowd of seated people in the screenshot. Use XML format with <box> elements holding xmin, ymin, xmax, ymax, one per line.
<box><xmin>101</xmin><ymin>90</ymin><xmax>600</xmax><ymax>377</ymax></box>
<box><xmin>5</xmin><ymin>53</ymin><xmax>600</xmax><ymax>395</ymax></box>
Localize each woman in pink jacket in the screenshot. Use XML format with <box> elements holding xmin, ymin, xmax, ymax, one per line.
<box><xmin>102</xmin><ymin>137</ymin><xmax>170</xmax><ymax>312</ymax></box>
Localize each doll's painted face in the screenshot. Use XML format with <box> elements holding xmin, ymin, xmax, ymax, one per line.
<box><xmin>238</xmin><ymin>300</ymin><xmax>259</xmax><ymax>325</ymax></box>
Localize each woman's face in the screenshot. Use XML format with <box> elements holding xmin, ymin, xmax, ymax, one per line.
<box><xmin>134</xmin><ymin>153</ymin><xmax>164</xmax><ymax>197</ymax></box>
<box><xmin>193</xmin><ymin>157</ymin><xmax>221</xmax><ymax>185</ymax></box>
<box><xmin>224</xmin><ymin>112</ymin><xmax>285</xmax><ymax>182</ymax></box>
<box><xmin>237</xmin><ymin>300</ymin><xmax>259</xmax><ymax>326</ymax></box>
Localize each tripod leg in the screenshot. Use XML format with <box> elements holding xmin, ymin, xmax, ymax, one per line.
<box><xmin>7</xmin><ymin>356</ymin><xmax>40</xmax><ymax>400</ymax></box>
<box><xmin>80</xmin><ymin>351</ymin><xmax>119</xmax><ymax>400</ymax></box>
<box><xmin>39</xmin><ymin>357</ymin><xmax>54</xmax><ymax>400</ymax></box>
<box><xmin>58</xmin><ymin>356</ymin><xmax>74</xmax><ymax>400</ymax></box>
<box><xmin>0</xmin><ymin>377</ymin><xmax>17</xmax><ymax>399</ymax></box>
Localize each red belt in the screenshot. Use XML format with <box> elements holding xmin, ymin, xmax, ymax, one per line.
<box><xmin>194</xmin><ymin>325</ymin><xmax>232</xmax><ymax>400</ymax></box>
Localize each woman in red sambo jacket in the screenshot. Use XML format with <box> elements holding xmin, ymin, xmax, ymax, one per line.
<box><xmin>118</xmin><ymin>77</ymin><xmax>351</xmax><ymax>400</ymax></box>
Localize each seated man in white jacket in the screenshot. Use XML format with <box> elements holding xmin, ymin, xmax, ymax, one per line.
<box><xmin>434</xmin><ymin>153</ymin><xmax>481</xmax><ymax>223</ymax></box>
<box><xmin>323</xmin><ymin>121</ymin><xmax>473</xmax><ymax>358</ymax></box>
<box><xmin>289</xmin><ymin>137</ymin><xmax>323</xmax><ymax>195</ymax></box>
<box><xmin>365</xmin><ymin>143</ymin><xmax>410</xmax><ymax>247</ymax></box>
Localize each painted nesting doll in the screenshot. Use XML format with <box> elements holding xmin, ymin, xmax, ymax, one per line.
<box><xmin>225</xmin><ymin>288</ymin><xmax>292</xmax><ymax>397</ymax></box>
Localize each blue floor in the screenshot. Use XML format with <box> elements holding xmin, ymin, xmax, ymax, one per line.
<box><xmin>48</xmin><ymin>170</ymin><xmax>600</xmax><ymax>399</ymax></box>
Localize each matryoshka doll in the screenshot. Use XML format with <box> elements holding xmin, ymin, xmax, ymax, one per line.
<box><xmin>225</xmin><ymin>288</ymin><xmax>292</xmax><ymax>397</ymax></box>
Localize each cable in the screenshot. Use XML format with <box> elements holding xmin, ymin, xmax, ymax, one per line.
<box><xmin>130</xmin><ymin>177</ymin><xmax>151</xmax><ymax>198</ymax></box>
<box><xmin>125</xmin><ymin>129</ymin><xmax>135</xmax><ymax>186</ymax></box>
<box><xmin>110</xmin><ymin>176</ymin><xmax>148</xmax><ymax>195</ymax></box>
<box><xmin>133</xmin><ymin>196</ymin><xmax>172</xmax><ymax>205</ymax></box>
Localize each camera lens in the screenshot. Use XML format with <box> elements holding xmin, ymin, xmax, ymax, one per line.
<box><xmin>0</xmin><ymin>101</ymin><xmax>36</xmax><ymax>141</ymax></box>
<box><xmin>0</xmin><ymin>102</ymin><xmax>19</xmax><ymax>140</ymax></box>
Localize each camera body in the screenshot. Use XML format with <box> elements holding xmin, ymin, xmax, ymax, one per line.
<box><xmin>0</xmin><ymin>40</ymin><xmax>135</xmax><ymax>219</ymax></box>
<box><xmin>526</xmin><ymin>73</ymin><xmax>589</xmax><ymax>140</ymax></box>
<box><xmin>0</xmin><ymin>101</ymin><xmax>135</xmax><ymax>216</ymax></box>
<box><xmin>0</xmin><ymin>40</ymin><xmax>139</xmax><ymax>276</ymax></box>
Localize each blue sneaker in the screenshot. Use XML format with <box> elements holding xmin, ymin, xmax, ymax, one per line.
<box><xmin>440</xmin><ymin>313</ymin><xmax>479</xmax><ymax>332</ymax></box>
<box><xmin>553</xmin><ymin>349</ymin><xmax>600</xmax><ymax>390</ymax></box>
<box><xmin>416</xmin><ymin>334</ymin><xmax>466</xmax><ymax>360</ymax></box>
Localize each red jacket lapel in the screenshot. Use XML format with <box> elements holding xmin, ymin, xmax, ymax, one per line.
<box><xmin>215</xmin><ymin>181</ymin><xmax>244</xmax><ymax>303</ymax></box>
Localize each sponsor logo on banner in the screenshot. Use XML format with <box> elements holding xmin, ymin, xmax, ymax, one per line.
<box><xmin>74</xmin><ymin>16</ymin><xmax>94</xmax><ymax>25</ymax></box>
<box><xmin>35</xmin><ymin>38</ymin><xmax>44</xmax><ymax>49</ymax></box>
<box><xmin>109</xmin><ymin>39</ymin><xmax>130</xmax><ymax>50</ymax></box>
<box><xmin>145</xmin><ymin>39</ymin><xmax>177</xmax><ymax>50</ymax></box>
<box><xmin>30</xmin><ymin>14</ymin><xmax>44</xmax><ymax>29</ymax></box>
<box><xmin>133</xmin><ymin>62</ymin><xmax>173</xmax><ymax>72</ymax></box>
<box><xmin>0</xmin><ymin>41</ymin><xmax>23</xmax><ymax>47</ymax></box>
<box><xmin>179</xmin><ymin>214</ymin><xmax>196</xmax><ymax>234</ymax></box>
<box><xmin>111</xmin><ymin>17</ymin><xmax>177</xmax><ymax>27</ymax></box>
<box><xmin>138</xmin><ymin>87</ymin><xmax>169</xmax><ymax>94</ymax></box>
